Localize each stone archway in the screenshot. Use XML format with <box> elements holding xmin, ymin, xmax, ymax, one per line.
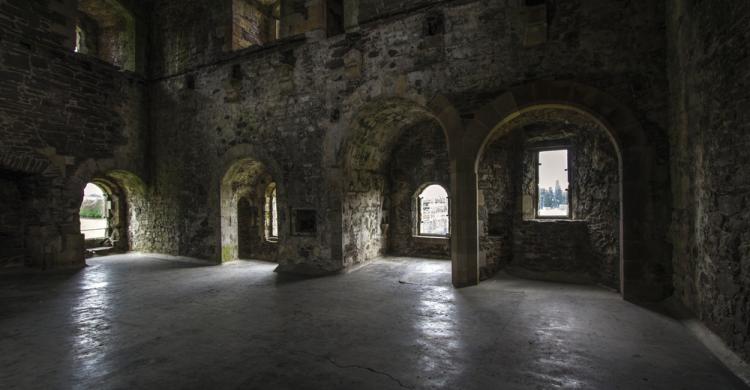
<box><xmin>475</xmin><ymin>106</ymin><xmax>622</xmax><ymax>288</ymax></box>
<box><xmin>70</xmin><ymin>165</ymin><xmax>148</xmax><ymax>257</ymax></box>
<box><xmin>453</xmin><ymin>81</ymin><xmax>671</xmax><ymax>301</ymax></box>
<box><xmin>220</xmin><ymin>158</ymin><xmax>280</xmax><ymax>263</ymax></box>
<box><xmin>339</xmin><ymin>97</ymin><xmax>460</xmax><ymax>268</ymax></box>
<box><xmin>217</xmin><ymin>145</ymin><xmax>287</xmax><ymax>264</ymax></box>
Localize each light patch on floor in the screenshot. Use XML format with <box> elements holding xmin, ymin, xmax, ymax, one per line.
<box><xmin>0</xmin><ymin>254</ymin><xmax>745</xmax><ymax>389</ymax></box>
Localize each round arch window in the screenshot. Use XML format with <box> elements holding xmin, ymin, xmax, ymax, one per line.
<box><xmin>416</xmin><ymin>184</ymin><xmax>450</xmax><ymax>237</ymax></box>
<box><xmin>80</xmin><ymin>183</ymin><xmax>109</xmax><ymax>240</ymax></box>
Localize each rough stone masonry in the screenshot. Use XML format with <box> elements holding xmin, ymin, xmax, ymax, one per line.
<box><xmin>1</xmin><ymin>0</ymin><xmax>749</xmax><ymax>365</ymax></box>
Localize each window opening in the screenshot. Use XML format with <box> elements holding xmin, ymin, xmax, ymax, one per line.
<box><xmin>75</xmin><ymin>1</ymin><xmax>136</xmax><ymax>71</ymax></box>
<box><xmin>232</xmin><ymin>0</ymin><xmax>282</xmax><ymax>50</ymax></box>
<box><xmin>80</xmin><ymin>183</ymin><xmax>109</xmax><ymax>239</ymax></box>
<box><xmin>537</xmin><ymin>149</ymin><xmax>570</xmax><ymax>218</ymax></box>
<box><xmin>327</xmin><ymin>0</ymin><xmax>345</xmax><ymax>37</ymax></box>
<box><xmin>74</xmin><ymin>25</ymin><xmax>84</xmax><ymax>53</ymax></box>
<box><xmin>265</xmin><ymin>183</ymin><xmax>278</xmax><ymax>241</ymax></box>
<box><xmin>417</xmin><ymin>184</ymin><xmax>450</xmax><ymax>237</ymax></box>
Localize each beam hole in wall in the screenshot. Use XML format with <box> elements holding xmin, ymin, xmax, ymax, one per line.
<box><xmin>292</xmin><ymin>209</ymin><xmax>317</xmax><ymax>236</ymax></box>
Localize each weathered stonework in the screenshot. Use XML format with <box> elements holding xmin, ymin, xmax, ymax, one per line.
<box><xmin>478</xmin><ymin>109</ymin><xmax>620</xmax><ymax>287</ymax></box>
<box><xmin>0</xmin><ymin>0</ymin><xmax>148</xmax><ymax>269</ymax></box>
<box><xmin>140</xmin><ymin>0</ymin><xmax>669</xmax><ymax>282</ymax></box>
<box><xmin>668</xmin><ymin>0</ymin><xmax>750</xmax><ymax>359</ymax></box>
<box><xmin>387</xmin><ymin>120</ymin><xmax>450</xmax><ymax>259</ymax></box>
<box><xmin>2</xmin><ymin>0</ymin><xmax>675</xmax><ymax>301</ymax></box>
<box><xmin>8</xmin><ymin>0</ymin><xmax>750</xmax><ymax>377</ymax></box>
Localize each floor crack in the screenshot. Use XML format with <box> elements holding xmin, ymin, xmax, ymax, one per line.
<box><xmin>295</xmin><ymin>350</ymin><xmax>413</xmax><ymax>389</ymax></box>
<box><xmin>323</xmin><ymin>356</ymin><xmax>414</xmax><ymax>390</ymax></box>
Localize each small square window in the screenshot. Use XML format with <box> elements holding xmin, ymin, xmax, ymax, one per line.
<box><xmin>536</xmin><ymin>149</ymin><xmax>570</xmax><ymax>218</ymax></box>
<box><xmin>487</xmin><ymin>212</ymin><xmax>505</xmax><ymax>236</ymax></box>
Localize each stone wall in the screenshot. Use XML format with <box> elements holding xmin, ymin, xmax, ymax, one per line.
<box><xmin>0</xmin><ymin>0</ymin><xmax>148</xmax><ymax>268</ymax></box>
<box><xmin>668</xmin><ymin>0</ymin><xmax>750</xmax><ymax>359</ymax></box>
<box><xmin>145</xmin><ymin>0</ymin><xmax>669</xmax><ymax>276</ymax></box>
<box><xmin>0</xmin><ymin>173</ymin><xmax>24</xmax><ymax>267</ymax></box>
<box><xmin>147</xmin><ymin>0</ymin><xmax>233</xmax><ymax>78</ymax></box>
<box><xmin>512</xmin><ymin>220</ymin><xmax>594</xmax><ymax>282</ymax></box>
<box><xmin>478</xmin><ymin>132</ymin><xmax>519</xmax><ymax>276</ymax></box>
<box><xmin>0</xmin><ymin>0</ymin><xmax>671</xmax><ymax>284</ymax></box>
<box><xmin>342</xmin><ymin>176</ymin><xmax>385</xmax><ymax>266</ymax></box>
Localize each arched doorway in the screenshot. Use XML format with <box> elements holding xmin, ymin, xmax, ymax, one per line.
<box><xmin>77</xmin><ymin>170</ymin><xmax>147</xmax><ymax>255</ymax></box>
<box><xmin>220</xmin><ymin>158</ymin><xmax>282</xmax><ymax>263</ymax></box>
<box><xmin>79</xmin><ymin>182</ymin><xmax>111</xmax><ymax>245</ymax></box>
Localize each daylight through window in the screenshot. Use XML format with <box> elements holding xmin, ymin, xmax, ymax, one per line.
<box><xmin>417</xmin><ymin>184</ymin><xmax>450</xmax><ymax>237</ymax></box>
<box><xmin>265</xmin><ymin>183</ymin><xmax>278</xmax><ymax>241</ymax></box>
<box><xmin>537</xmin><ymin>149</ymin><xmax>570</xmax><ymax>218</ymax></box>
<box><xmin>74</xmin><ymin>25</ymin><xmax>84</xmax><ymax>53</ymax></box>
<box><xmin>80</xmin><ymin>183</ymin><xmax>109</xmax><ymax>239</ymax></box>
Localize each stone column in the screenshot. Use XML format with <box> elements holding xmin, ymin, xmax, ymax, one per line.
<box><xmin>451</xmin><ymin>157</ymin><xmax>479</xmax><ymax>287</ymax></box>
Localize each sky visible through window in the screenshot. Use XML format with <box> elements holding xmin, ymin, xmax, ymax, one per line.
<box><xmin>538</xmin><ymin>150</ymin><xmax>569</xmax><ymax>217</ymax></box>
<box><xmin>419</xmin><ymin>184</ymin><xmax>450</xmax><ymax>236</ymax></box>
<box><xmin>265</xmin><ymin>184</ymin><xmax>278</xmax><ymax>240</ymax></box>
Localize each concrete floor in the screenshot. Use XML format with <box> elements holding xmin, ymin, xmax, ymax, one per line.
<box><xmin>0</xmin><ymin>254</ymin><xmax>746</xmax><ymax>390</ymax></box>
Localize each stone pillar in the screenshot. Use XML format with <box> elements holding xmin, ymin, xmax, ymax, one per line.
<box><xmin>451</xmin><ymin>157</ymin><xmax>479</xmax><ymax>287</ymax></box>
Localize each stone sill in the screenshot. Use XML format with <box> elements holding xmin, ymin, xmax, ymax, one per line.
<box><xmin>523</xmin><ymin>219</ymin><xmax>586</xmax><ymax>224</ymax></box>
<box><xmin>413</xmin><ymin>235</ymin><xmax>451</xmax><ymax>241</ymax></box>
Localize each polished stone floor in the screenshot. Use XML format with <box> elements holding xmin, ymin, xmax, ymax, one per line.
<box><xmin>0</xmin><ymin>254</ymin><xmax>746</xmax><ymax>389</ymax></box>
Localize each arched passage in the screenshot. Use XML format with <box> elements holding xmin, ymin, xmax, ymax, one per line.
<box><xmin>79</xmin><ymin>182</ymin><xmax>111</xmax><ymax>244</ymax></box>
<box><xmin>476</xmin><ymin>107</ymin><xmax>621</xmax><ymax>287</ymax></box>
<box><xmin>455</xmin><ymin>81</ymin><xmax>671</xmax><ymax>301</ymax></box>
<box><xmin>340</xmin><ymin>98</ymin><xmax>453</xmax><ymax>266</ymax></box>
<box><xmin>71</xmin><ymin>167</ymin><xmax>148</xmax><ymax>256</ymax></box>
<box><xmin>220</xmin><ymin>157</ymin><xmax>282</xmax><ymax>263</ymax></box>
